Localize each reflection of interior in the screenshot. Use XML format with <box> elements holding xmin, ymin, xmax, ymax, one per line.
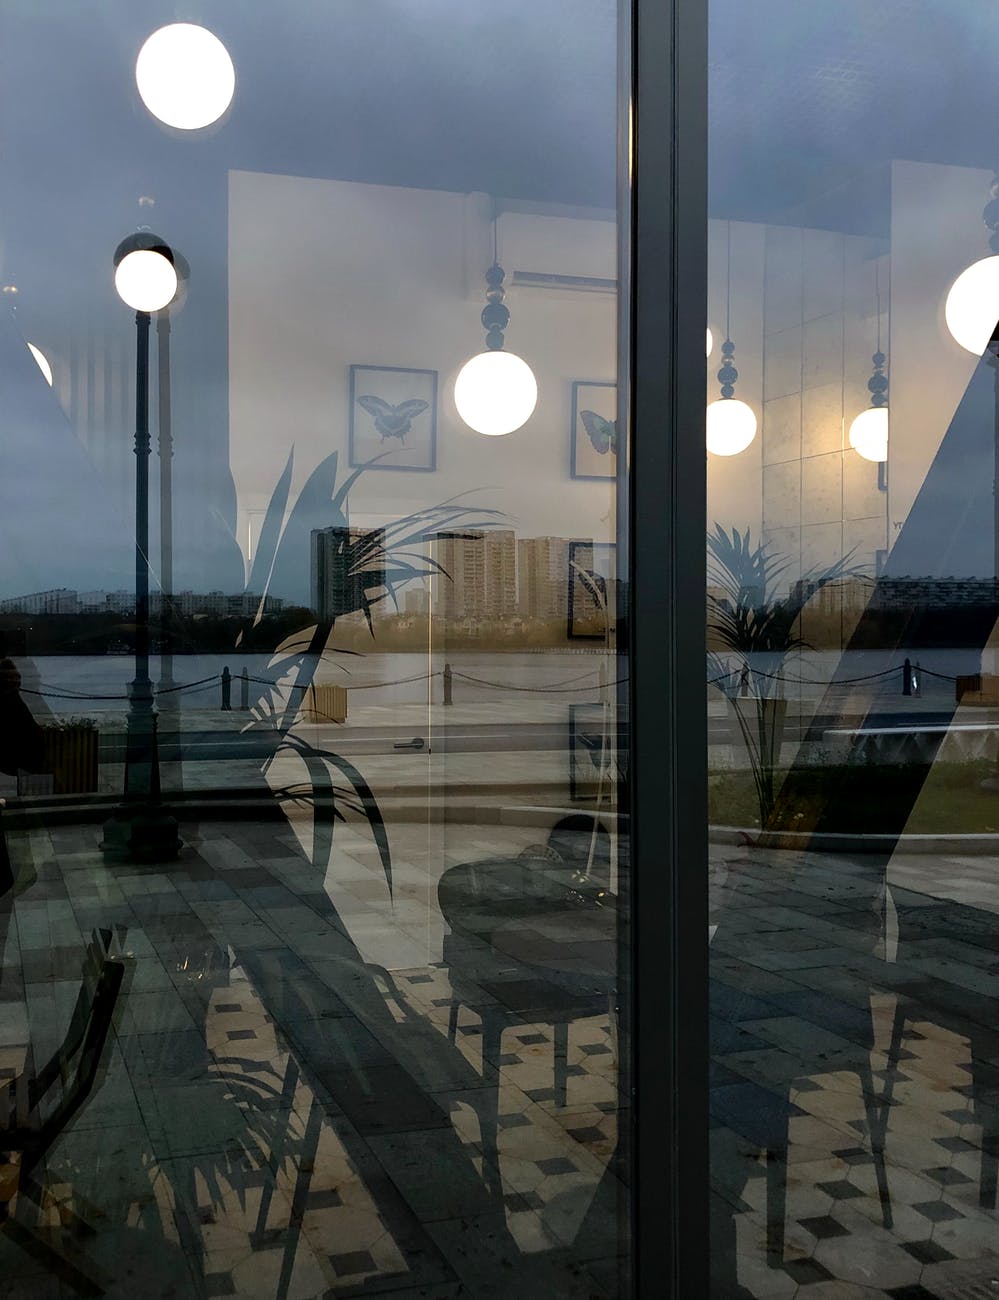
<box><xmin>707</xmin><ymin>158</ymin><xmax>999</xmax><ymax>1296</ymax></box>
<box><xmin>0</xmin><ymin>818</ymin><xmax>622</xmax><ymax>1296</ymax></box>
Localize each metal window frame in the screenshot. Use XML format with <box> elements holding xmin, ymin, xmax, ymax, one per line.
<box><xmin>623</xmin><ymin>0</ymin><xmax>709</xmax><ymax>1292</ymax></box>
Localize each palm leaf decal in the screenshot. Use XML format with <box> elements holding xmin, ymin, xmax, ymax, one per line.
<box><xmin>245</xmin><ymin>447</ymin><xmax>294</xmax><ymax>609</ymax></box>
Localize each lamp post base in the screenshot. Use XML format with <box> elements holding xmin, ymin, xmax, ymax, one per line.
<box><xmin>101</xmin><ymin>803</ymin><xmax>182</xmax><ymax>863</ymax></box>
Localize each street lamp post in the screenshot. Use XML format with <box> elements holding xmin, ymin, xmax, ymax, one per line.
<box><xmin>156</xmin><ymin>251</ymin><xmax>188</xmax><ymax>739</ymax></box>
<box><xmin>102</xmin><ymin>232</ymin><xmax>182</xmax><ymax>861</ymax></box>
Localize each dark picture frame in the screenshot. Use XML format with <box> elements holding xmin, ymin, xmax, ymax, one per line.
<box><xmin>348</xmin><ymin>364</ymin><xmax>438</xmax><ymax>472</ymax></box>
<box><xmin>570</xmin><ymin>379</ymin><xmax>617</xmax><ymax>480</ymax></box>
<box><xmin>567</xmin><ymin>539</ymin><xmax>616</xmax><ymax>640</ymax></box>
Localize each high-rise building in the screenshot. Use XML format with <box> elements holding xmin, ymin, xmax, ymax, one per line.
<box><xmin>403</xmin><ymin>586</ymin><xmax>430</xmax><ymax>616</ymax></box>
<box><xmin>517</xmin><ymin>536</ymin><xmax>572</xmax><ymax>621</ymax></box>
<box><xmin>435</xmin><ymin>529</ymin><xmax>516</xmax><ymax>620</ymax></box>
<box><xmin>311</xmin><ymin>527</ymin><xmax>386</xmax><ymax>622</ymax></box>
<box><xmin>0</xmin><ymin>588</ymin><xmax>79</xmax><ymax>614</ymax></box>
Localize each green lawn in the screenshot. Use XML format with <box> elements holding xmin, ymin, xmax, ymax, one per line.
<box><xmin>708</xmin><ymin>760</ymin><xmax>999</xmax><ymax>834</ymax></box>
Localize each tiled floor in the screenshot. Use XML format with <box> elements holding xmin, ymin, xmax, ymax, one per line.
<box><xmin>709</xmin><ymin>844</ymin><xmax>999</xmax><ymax>1298</ymax></box>
<box><xmin>6</xmin><ymin>806</ymin><xmax>999</xmax><ymax>1297</ymax></box>
<box><xmin>0</xmin><ymin>816</ymin><xmax>626</xmax><ymax>1299</ymax></box>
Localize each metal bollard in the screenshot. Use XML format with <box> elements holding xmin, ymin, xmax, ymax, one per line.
<box><xmin>240</xmin><ymin>665</ymin><xmax>249</xmax><ymax>710</ymax></box>
<box><xmin>221</xmin><ymin>666</ymin><xmax>232</xmax><ymax>710</ymax></box>
<box><xmin>902</xmin><ymin>657</ymin><xmax>912</xmax><ymax>696</ymax></box>
<box><xmin>443</xmin><ymin>662</ymin><xmax>453</xmax><ymax>706</ymax></box>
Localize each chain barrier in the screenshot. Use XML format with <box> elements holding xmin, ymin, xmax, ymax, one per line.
<box><xmin>14</xmin><ymin>660</ymin><xmax>964</xmax><ymax>704</ymax></box>
<box><xmin>451</xmin><ymin>671</ymin><xmax>628</xmax><ymax>692</ymax></box>
<box><xmin>912</xmin><ymin>666</ymin><xmax>958</xmax><ymax>682</ymax></box>
<box><xmin>19</xmin><ymin>672</ymin><xmax>222</xmax><ymax>702</ymax></box>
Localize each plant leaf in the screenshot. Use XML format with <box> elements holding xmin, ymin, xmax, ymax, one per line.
<box><xmin>246</xmin><ymin>447</ymin><xmax>294</xmax><ymax>601</ymax></box>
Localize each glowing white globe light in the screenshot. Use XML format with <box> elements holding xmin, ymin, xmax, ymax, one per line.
<box><xmin>849</xmin><ymin>406</ymin><xmax>888</xmax><ymax>462</ymax></box>
<box><xmin>114</xmin><ymin>249</ymin><xmax>178</xmax><ymax>312</ymax></box>
<box><xmin>706</xmin><ymin>327</ymin><xmax>713</xmax><ymax>358</ymax></box>
<box><xmin>136</xmin><ymin>23</ymin><xmax>236</xmax><ymax>130</ymax></box>
<box><xmin>706</xmin><ymin>397</ymin><xmax>757</xmax><ymax>456</ymax></box>
<box><xmin>945</xmin><ymin>255</ymin><xmax>999</xmax><ymax>354</ymax></box>
<box><xmin>454</xmin><ymin>351</ymin><xmax>538</xmax><ymax>436</ymax></box>
<box><xmin>27</xmin><ymin>343</ymin><xmax>52</xmax><ymax>386</ymax></box>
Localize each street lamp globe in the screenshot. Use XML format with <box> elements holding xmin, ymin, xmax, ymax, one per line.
<box><xmin>114</xmin><ymin>235</ymin><xmax>178</xmax><ymax>313</ymax></box>
<box><xmin>136</xmin><ymin>23</ymin><xmax>236</xmax><ymax>130</ymax></box>
<box><xmin>454</xmin><ymin>350</ymin><xmax>538</xmax><ymax>436</ymax></box>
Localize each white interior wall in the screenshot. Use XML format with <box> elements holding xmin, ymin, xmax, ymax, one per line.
<box><xmin>228</xmin><ymin>171</ymin><xmax>618</xmax><ymax>581</ymax></box>
<box><xmin>889</xmin><ymin>159</ymin><xmax>988</xmax><ymax>559</ymax></box>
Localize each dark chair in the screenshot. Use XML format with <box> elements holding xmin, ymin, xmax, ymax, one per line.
<box><xmin>878</xmin><ymin>896</ymin><xmax>999</xmax><ymax>1212</ymax></box>
<box><xmin>0</xmin><ymin>927</ymin><xmax>130</xmax><ymax>1296</ymax></box>
<box><xmin>438</xmin><ymin>825</ymin><xmax>616</xmax><ymax>1189</ymax></box>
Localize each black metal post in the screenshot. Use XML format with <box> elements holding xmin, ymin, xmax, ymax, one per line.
<box><xmin>133</xmin><ymin>310</ymin><xmax>153</xmax><ymax>732</ymax></box>
<box><xmin>157</xmin><ymin>310</ymin><xmax>176</xmax><ymax>700</ymax></box>
<box><xmin>102</xmin><ymin>308</ymin><xmax>179</xmax><ymax>861</ymax></box>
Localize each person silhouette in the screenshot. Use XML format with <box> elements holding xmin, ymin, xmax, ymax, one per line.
<box><xmin>0</xmin><ymin>659</ymin><xmax>44</xmax><ymax>778</ymax></box>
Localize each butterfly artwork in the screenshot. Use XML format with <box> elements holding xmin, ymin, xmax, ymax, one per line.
<box><xmin>570</xmin><ymin>380</ymin><xmax>616</xmax><ymax>480</ymax></box>
<box><xmin>357</xmin><ymin>395</ymin><xmax>429</xmax><ymax>443</ymax></box>
<box><xmin>349</xmin><ymin>366</ymin><xmax>438</xmax><ymax>472</ymax></box>
<box><xmin>580</xmin><ymin>409</ymin><xmax>617</xmax><ymax>455</ymax></box>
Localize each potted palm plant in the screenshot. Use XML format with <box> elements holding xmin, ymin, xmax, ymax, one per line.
<box><xmin>707</xmin><ymin>524</ymin><xmax>855</xmax><ymax>829</ymax></box>
<box><xmin>235</xmin><ymin>447</ymin><xmax>500</xmax><ymax>895</ymax></box>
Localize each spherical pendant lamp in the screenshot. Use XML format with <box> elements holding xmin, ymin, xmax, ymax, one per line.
<box><xmin>706</xmin><ymin>396</ymin><xmax>757</xmax><ymax>456</ymax></box>
<box><xmin>945</xmin><ymin>255</ymin><xmax>999</xmax><ymax>355</ymax></box>
<box><xmin>707</xmin><ymin>223</ymin><xmax>756</xmax><ymax>456</ymax></box>
<box><xmin>454</xmin><ymin>228</ymin><xmax>538</xmax><ymax>437</ymax></box>
<box><xmin>849</xmin><ymin>259</ymin><xmax>889</xmax><ymax>464</ymax></box>
<box><xmin>849</xmin><ymin>406</ymin><xmax>888</xmax><ymax>462</ymax></box>
<box><xmin>454</xmin><ymin>350</ymin><xmax>538</xmax><ymax>437</ymax></box>
<box><xmin>136</xmin><ymin>23</ymin><xmax>236</xmax><ymax>130</ymax></box>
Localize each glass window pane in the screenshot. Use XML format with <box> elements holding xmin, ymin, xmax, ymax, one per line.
<box><xmin>709</xmin><ymin>3</ymin><xmax>999</xmax><ymax>1292</ymax></box>
<box><xmin>0</xmin><ymin>4</ymin><xmax>631</xmax><ymax>1294</ymax></box>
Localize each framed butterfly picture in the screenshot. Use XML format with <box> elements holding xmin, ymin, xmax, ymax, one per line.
<box><xmin>570</xmin><ymin>379</ymin><xmax>617</xmax><ymax>481</ymax></box>
<box><xmin>348</xmin><ymin>365</ymin><xmax>438</xmax><ymax>472</ymax></box>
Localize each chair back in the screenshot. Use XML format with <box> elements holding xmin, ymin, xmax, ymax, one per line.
<box><xmin>1</xmin><ymin>928</ymin><xmax>129</xmax><ymax>1173</ymax></box>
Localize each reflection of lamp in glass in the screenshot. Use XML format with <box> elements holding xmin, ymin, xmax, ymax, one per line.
<box><xmin>102</xmin><ymin>231</ymin><xmax>181</xmax><ymax>863</ymax></box>
<box><xmin>115</xmin><ymin>247</ymin><xmax>178</xmax><ymax>312</ymax></box>
<box><xmin>454</xmin><ymin>209</ymin><xmax>537</xmax><ymax>436</ymax></box>
<box><xmin>136</xmin><ymin>23</ymin><xmax>235</xmax><ymax>130</ymax></box>
<box><xmin>945</xmin><ymin>255</ymin><xmax>999</xmax><ymax>354</ymax></box>
<box><xmin>706</xmin><ymin>222</ymin><xmax>757</xmax><ymax>456</ymax></box>
<box><xmin>849</xmin><ymin>406</ymin><xmax>888</xmax><ymax>463</ymax></box>
<box><xmin>945</xmin><ymin>171</ymin><xmax>999</xmax><ymax>578</ymax></box>
<box><xmin>27</xmin><ymin>343</ymin><xmax>53</xmax><ymax>386</ymax></box>
<box><xmin>849</xmin><ymin>258</ymin><xmax>889</xmax><ymax>463</ymax></box>
<box><xmin>945</xmin><ymin>172</ymin><xmax>999</xmax><ymax>353</ymax></box>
